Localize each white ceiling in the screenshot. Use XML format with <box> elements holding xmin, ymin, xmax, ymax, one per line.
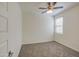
<box><xmin>20</xmin><ymin>2</ymin><xmax>79</xmax><ymax>16</ymax></box>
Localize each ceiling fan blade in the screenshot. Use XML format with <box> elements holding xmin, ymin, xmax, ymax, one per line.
<box><xmin>39</xmin><ymin>7</ymin><xmax>47</xmax><ymax>9</ymax></box>
<box><xmin>53</xmin><ymin>2</ymin><xmax>57</xmax><ymax>6</ymax></box>
<box><xmin>41</xmin><ymin>10</ymin><xmax>47</xmax><ymax>14</ymax></box>
<box><xmin>53</xmin><ymin>6</ymin><xmax>63</xmax><ymax>9</ymax></box>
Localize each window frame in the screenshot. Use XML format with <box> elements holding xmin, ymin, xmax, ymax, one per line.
<box><xmin>55</xmin><ymin>17</ymin><xmax>63</xmax><ymax>34</ymax></box>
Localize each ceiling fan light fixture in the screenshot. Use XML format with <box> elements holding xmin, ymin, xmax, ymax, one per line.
<box><xmin>47</xmin><ymin>10</ymin><xmax>53</xmax><ymax>13</ymax></box>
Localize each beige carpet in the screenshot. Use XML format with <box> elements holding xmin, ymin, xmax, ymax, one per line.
<box><xmin>19</xmin><ymin>41</ymin><xmax>79</xmax><ymax>57</ymax></box>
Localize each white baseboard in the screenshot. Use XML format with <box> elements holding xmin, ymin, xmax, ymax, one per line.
<box><xmin>22</xmin><ymin>40</ymin><xmax>53</xmax><ymax>45</ymax></box>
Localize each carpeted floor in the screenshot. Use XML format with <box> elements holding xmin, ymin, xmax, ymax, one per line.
<box><xmin>19</xmin><ymin>41</ymin><xmax>79</xmax><ymax>57</ymax></box>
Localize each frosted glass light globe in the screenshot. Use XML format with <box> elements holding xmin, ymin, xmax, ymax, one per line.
<box><xmin>47</xmin><ymin>10</ymin><xmax>53</xmax><ymax>13</ymax></box>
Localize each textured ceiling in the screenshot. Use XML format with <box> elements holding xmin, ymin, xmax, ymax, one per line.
<box><xmin>20</xmin><ymin>2</ymin><xmax>79</xmax><ymax>16</ymax></box>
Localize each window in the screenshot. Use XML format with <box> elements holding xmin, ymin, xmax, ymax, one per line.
<box><xmin>55</xmin><ymin>17</ymin><xmax>63</xmax><ymax>34</ymax></box>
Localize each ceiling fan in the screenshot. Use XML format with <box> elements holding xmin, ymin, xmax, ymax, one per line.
<box><xmin>39</xmin><ymin>2</ymin><xmax>63</xmax><ymax>14</ymax></box>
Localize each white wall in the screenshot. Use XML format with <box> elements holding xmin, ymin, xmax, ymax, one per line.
<box><xmin>55</xmin><ymin>5</ymin><xmax>79</xmax><ymax>52</ymax></box>
<box><xmin>23</xmin><ymin>13</ymin><xmax>54</xmax><ymax>44</ymax></box>
<box><xmin>8</xmin><ymin>3</ymin><xmax>22</xmax><ymax>56</ymax></box>
<box><xmin>20</xmin><ymin>3</ymin><xmax>54</xmax><ymax>44</ymax></box>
